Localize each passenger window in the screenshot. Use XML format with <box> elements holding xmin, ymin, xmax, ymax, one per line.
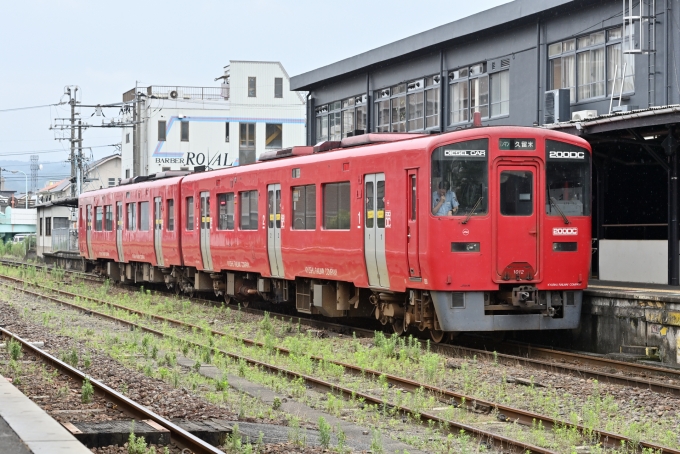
<box><xmin>240</xmin><ymin>190</ymin><xmax>258</xmax><ymax>230</ymax></box>
<box><xmin>104</xmin><ymin>205</ymin><xmax>113</xmax><ymax>231</ymax></box>
<box><xmin>365</xmin><ymin>182</ymin><xmax>374</xmax><ymax>228</ymax></box>
<box><xmin>127</xmin><ymin>203</ymin><xmax>136</xmax><ymax>231</ymax></box>
<box><xmin>217</xmin><ymin>193</ymin><xmax>234</xmax><ymax>230</ymax></box>
<box><xmin>95</xmin><ymin>207</ymin><xmax>103</xmax><ymax>231</ymax></box>
<box><xmin>376</xmin><ymin>180</ymin><xmax>385</xmax><ymax>228</ymax></box>
<box><xmin>186</xmin><ymin>197</ymin><xmax>194</xmax><ymax>230</ymax></box>
<box><xmin>500</xmin><ymin>171</ymin><xmax>533</xmax><ymax>216</ymax></box>
<box><xmin>167</xmin><ymin>199</ymin><xmax>174</xmax><ymax>231</ymax></box>
<box><xmin>139</xmin><ymin>201</ymin><xmax>149</xmax><ymax>231</ymax></box>
<box><xmin>292</xmin><ymin>185</ymin><xmax>316</xmax><ymax>230</ymax></box>
<box><xmin>323</xmin><ymin>182</ymin><xmax>350</xmax><ymax>229</ymax></box>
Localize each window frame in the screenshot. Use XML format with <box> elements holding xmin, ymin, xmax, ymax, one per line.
<box><xmin>217</xmin><ymin>192</ymin><xmax>235</xmax><ymax>230</ymax></box>
<box><xmin>292</xmin><ymin>184</ymin><xmax>316</xmax><ymax>230</ymax></box>
<box><xmin>138</xmin><ymin>201</ymin><xmax>149</xmax><ymax>231</ymax></box>
<box><xmin>375</xmin><ymin>76</ymin><xmax>440</xmax><ymax>133</ymax></box>
<box><xmin>274</xmin><ymin>77</ymin><xmax>283</xmax><ymax>98</ymax></box>
<box><xmin>265</xmin><ymin>123</ymin><xmax>283</xmax><ymax>149</ymax></box>
<box><xmin>127</xmin><ymin>202</ymin><xmax>136</xmax><ymax>231</ymax></box>
<box><xmin>167</xmin><ymin>199</ymin><xmax>174</xmax><ymax>231</ymax></box>
<box><xmin>180</xmin><ymin>121</ymin><xmax>189</xmax><ymax>142</ymax></box>
<box><xmin>448</xmin><ymin>64</ymin><xmax>489</xmax><ymax>126</ymax></box>
<box><xmin>239</xmin><ymin>190</ymin><xmax>259</xmax><ymax>231</ymax></box>
<box><xmin>104</xmin><ymin>205</ymin><xmax>113</xmax><ymax>231</ymax></box>
<box><xmin>248</xmin><ymin>77</ymin><xmax>256</xmax><ymax>97</ymax></box>
<box><xmin>95</xmin><ymin>206</ymin><xmax>103</xmax><ymax>231</ymax></box>
<box><xmin>158</xmin><ymin>120</ymin><xmax>167</xmax><ymax>141</ymax></box>
<box><xmin>239</xmin><ymin>123</ymin><xmax>256</xmax><ymax>152</ymax></box>
<box><xmin>322</xmin><ymin>181</ymin><xmax>351</xmax><ymax>230</ymax></box>
<box><xmin>186</xmin><ymin>197</ymin><xmax>194</xmax><ymax>231</ymax></box>
<box><xmin>225</xmin><ymin>122</ymin><xmax>230</xmax><ymax>142</ymax></box>
<box><xmin>45</xmin><ymin>217</ymin><xmax>52</xmax><ymax>236</ymax></box>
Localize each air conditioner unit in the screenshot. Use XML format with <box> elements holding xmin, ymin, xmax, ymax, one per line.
<box><xmin>571</xmin><ymin>110</ymin><xmax>598</xmax><ymax>121</ymax></box>
<box><xmin>544</xmin><ymin>89</ymin><xmax>570</xmax><ymax>124</ymax></box>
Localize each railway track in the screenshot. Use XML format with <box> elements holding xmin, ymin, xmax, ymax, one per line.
<box><xmin>0</xmin><ymin>326</ymin><xmax>224</xmax><ymax>454</ymax></box>
<box><xmin>1</xmin><ymin>274</ymin><xmax>678</xmax><ymax>453</ymax></box>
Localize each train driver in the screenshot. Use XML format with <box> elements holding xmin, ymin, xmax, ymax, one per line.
<box><xmin>432</xmin><ymin>181</ymin><xmax>459</xmax><ymax>216</ymax></box>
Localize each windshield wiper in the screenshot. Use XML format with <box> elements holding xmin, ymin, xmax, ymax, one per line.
<box><xmin>550</xmin><ymin>197</ymin><xmax>570</xmax><ymax>224</ymax></box>
<box><xmin>461</xmin><ymin>197</ymin><xmax>483</xmax><ymax>224</ymax></box>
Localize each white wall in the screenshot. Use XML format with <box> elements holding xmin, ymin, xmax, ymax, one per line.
<box><xmin>599</xmin><ymin>240</ymin><xmax>669</xmax><ymax>284</ymax></box>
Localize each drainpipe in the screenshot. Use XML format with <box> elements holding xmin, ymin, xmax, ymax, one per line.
<box><xmin>366</xmin><ymin>72</ymin><xmax>370</xmax><ymax>133</ymax></box>
<box><xmin>440</xmin><ymin>49</ymin><xmax>445</xmax><ymax>132</ymax></box>
<box><xmin>536</xmin><ymin>17</ymin><xmax>541</xmax><ymax>125</ymax></box>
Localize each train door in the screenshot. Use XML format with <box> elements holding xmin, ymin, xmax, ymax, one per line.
<box><xmin>86</xmin><ymin>204</ymin><xmax>93</xmax><ymax>258</ymax></box>
<box><xmin>406</xmin><ymin>169</ymin><xmax>421</xmax><ymax>278</ymax></box>
<box><xmin>267</xmin><ymin>184</ymin><xmax>284</xmax><ymax>278</ymax></box>
<box><xmin>364</xmin><ymin>173</ymin><xmax>390</xmax><ymax>287</ymax></box>
<box><xmin>496</xmin><ymin>164</ymin><xmax>539</xmax><ymax>280</ymax></box>
<box><xmin>153</xmin><ymin>197</ymin><xmax>164</xmax><ymax>267</ymax></box>
<box><xmin>116</xmin><ymin>202</ymin><xmax>124</xmax><ymax>262</ymax></box>
<box><xmin>199</xmin><ymin>192</ymin><xmax>213</xmax><ymax>271</ymax></box>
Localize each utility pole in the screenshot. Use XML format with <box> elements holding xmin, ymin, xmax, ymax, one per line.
<box><xmin>68</xmin><ymin>87</ymin><xmax>78</xmax><ymax>198</ymax></box>
<box><xmin>78</xmin><ymin>120</ymin><xmax>83</xmax><ymax>194</ymax></box>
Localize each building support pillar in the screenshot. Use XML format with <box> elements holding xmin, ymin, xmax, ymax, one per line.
<box><xmin>666</xmin><ymin>128</ymin><xmax>679</xmax><ymax>285</ymax></box>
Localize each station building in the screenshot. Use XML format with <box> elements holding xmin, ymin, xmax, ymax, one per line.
<box><xmin>121</xmin><ymin>60</ymin><xmax>306</xmax><ymax>178</ymax></box>
<box><xmin>291</xmin><ymin>0</ymin><xmax>680</xmax><ymax>286</ymax></box>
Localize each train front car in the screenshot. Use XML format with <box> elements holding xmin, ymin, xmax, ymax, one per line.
<box><xmin>405</xmin><ymin>127</ymin><xmax>591</xmax><ymax>340</ymax></box>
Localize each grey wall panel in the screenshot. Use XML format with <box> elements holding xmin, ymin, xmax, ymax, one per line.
<box><xmin>312</xmin><ymin>75</ymin><xmax>368</xmax><ymax>106</ymax></box>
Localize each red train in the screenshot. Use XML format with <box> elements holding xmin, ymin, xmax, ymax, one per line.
<box><xmin>79</xmin><ymin>126</ymin><xmax>592</xmax><ymax>342</ymax></box>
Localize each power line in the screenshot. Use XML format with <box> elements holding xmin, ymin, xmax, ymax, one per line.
<box><xmin>0</xmin><ymin>143</ymin><xmax>120</xmax><ymax>157</ymax></box>
<box><xmin>0</xmin><ymin>102</ymin><xmax>65</xmax><ymax>113</ymax></box>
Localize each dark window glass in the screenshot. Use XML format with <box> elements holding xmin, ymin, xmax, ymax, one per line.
<box><xmin>158</xmin><ymin>120</ymin><xmax>166</xmax><ymax>141</ymax></box>
<box><xmin>167</xmin><ymin>199</ymin><xmax>174</xmax><ymax>231</ymax></box>
<box><xmin>39</xmin><ymin>217</ymin><xmax>43</xmax><ymax>235</ymax></box>
<box><xmin>376</xmin><ymin>180</ymin><xmax>385</xmax><ymax>228</ymax></box>
<box><xmin>116</xmin><ymin>203</ymin><xmax>123</xmax><ymax>231</ymax></box>
<box><xmin>500</xmin><ymin>171</ymin><xmax>533</xmax><ymax>216</ymax></box>
<box><xmin>553</xmin><ymin>242</ymin><xmax>578</xmax><ymax>252</ymax></box>
<box><xmin>105</xmin><ymin>205</ymin><xmax>113</xmax><ymax>231</ymax></box>
<box><xmin>186</xmin><ymin>197</ymin><xmax>194</xmax><ymax>230</ymax></box>
<box><xmin>127</xmin><ymin>203</ymin><xmax>136</xmax><ymax>231</ymax></box>
<box><xmin>324</xmin><ymin>182</ymin><xmax>350</xmax><ymax>229</ymax></box>
<box><xmin>217</xmin><ymin>193</ymin><xmax>234</xmax><ymax>230</ymax></box>
<box><xmin>240</xmin><ymin>190</ymin><xmax>258</xmax><ymax>230</ymax></box>
<box><xmin>139</xmin><ymin>201</ymin><xmax>149</xmax><ymax>231</ymax></box>
<box><xmin>248</xmin><ymin>77</ymin><xmax>256</xmax><ymax>97</ymax></box>
<box><xmin>274</xmin><ymin>77</ymin><xmax>283</xmax><ymax>98</ymax></box>
<box><xmin>365</xmin><ymin>181</ymin><xmax>374</xmax><ymax>228</ymax></box>
<box><xmin>95</xmin><ymin>207</ymin><xmax>103</xmax><ymax>231</ymax></box>
<box><xmin>45</xmin><ymin>217</ymin><xmax>52</xmax><ymax>236</ymax></box>
<box><xmin>180</xmin><ymin>121</ymin><xmax>189</xmax><ymax>142</ymax></box>
<box><xmin>410</xmin><ymin>175</ymin><xmax>417</xmax><ymax>221</ymax></box>
<box><xmin>292</xmin><ymin>185</ymin><xmax>316</xmax><ymax>230</ymax></box>
<box><xmin>86</xmin><ymin>206</ymin><xmax>91</xmax><ymax>231</ymax></box>
<box><xmin>545</xmin><ymin>140</ymin><xmax>591</xmax><ymax>216</ymax></box>
<box><xmin>225</xmin><ymin>123</ymin><xmax>230</xmax><ymax>142</ymax></box>
<box><xmin>265</xmin><ymin>124</ymin><xmax>282</xmax><ymax>149</ymax></box>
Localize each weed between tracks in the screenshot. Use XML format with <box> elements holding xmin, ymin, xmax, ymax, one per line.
<box><xmin>2</xmin><ymin>263</ymin><xmax>680</xmax><ymax>453</ymax></box>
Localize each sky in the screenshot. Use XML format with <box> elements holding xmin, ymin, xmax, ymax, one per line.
<box><xmin>0</xmin><ymin>0</ymin><xmax>511</xmax><ymax>187</ymax></box>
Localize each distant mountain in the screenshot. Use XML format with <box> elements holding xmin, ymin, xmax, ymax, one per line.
<box><xmin>0</xmin><ymin>160</ymin><xmax>73</xmax><ymax>194</ymax></box>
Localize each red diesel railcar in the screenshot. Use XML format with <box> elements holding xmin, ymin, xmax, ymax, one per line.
<box><xmin>79</xmin><ymin>126</ymin><xmax>591</xmax><ymax>341</ymax></box>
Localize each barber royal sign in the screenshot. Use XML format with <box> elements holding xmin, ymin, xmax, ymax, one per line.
<box><xmin>553</xmin><ymin>227</ymin><xmax>578</xmax><ymax>236</ymax></box>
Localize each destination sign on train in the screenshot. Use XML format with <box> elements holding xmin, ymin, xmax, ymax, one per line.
<box><xmin>499</xmin><ymin>138</ymin><xmax>536</xmax><ymax>150</ymax></box>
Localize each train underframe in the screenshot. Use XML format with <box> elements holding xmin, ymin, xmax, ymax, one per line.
<box><xmin>96</xmin><ymin>260</ymin><xmax>582</xmax><ymax>342</ymax></box>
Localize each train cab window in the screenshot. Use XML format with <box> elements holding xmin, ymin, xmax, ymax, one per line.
<box><xmin>167</xmin><ymin>199</ymin><xmax>174</xmax><ymax>231</ymax></box>
<box><xmin>217</xmin><ymin>193</ymin><xmax>234</xmax><ymax>230</ymax></box>
<box><xmin>240</xmin><ymin>190</ymin><xmax>258</xmax><ymax>230</ymax></box>
<box><xmin>292</xmin><ymin>185</ymin><xmax>316</xmax><ymax>230</ymax></box>
<box><xmin>85</xmin><ymin>206</ymin><xmax>91</xmax><ymax>231</ymax></box>
<box><xmin>186</xmin><ymin>197</ymin><xmax>194</xmax><ymax>231</ymax></box>
<box><xmin>104</xmin><ymin>205</ymin><xmax>113</xmax><ymax>231</ymax></box>
<box><xmin>545</xmin><ymin>140</ymin><xmax>591</xmax><ymax>216</ymax></box>
<box><xmin>431</xmin><ymin>139</ymin><xmax>488</xmax><ymax>216</ymax></box>
<box><xmin>500</xmin><ymin>171</ymin><xmax>533</xmax><ymax>216</ymax></box>
<box><xmin>127</xmin><ymin>203</ymin><xmax>136</xmax><ymax>231</ymax></box>
<box><xmin>139</xmin><ymin>201</ymin><xmax>149</xmax><ymax>231</ymax></box>
<box><xmin>95</xmin><ymin>207</ymin><xmax>103</xmax><ymax>231</ymax></box>
<box><xmin>323</xmin><ymin>182</ymin><xmax>350</xmax><ymax>229</ymax></box>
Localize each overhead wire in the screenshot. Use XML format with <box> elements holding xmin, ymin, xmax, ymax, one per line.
<box><xmin>0</xmin><ymin>102</ymin><xmax>65</xmax><ymax>113</ymax></box>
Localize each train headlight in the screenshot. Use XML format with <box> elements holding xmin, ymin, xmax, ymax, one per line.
<box><xmin>451</xmin><ymin>242</ymin><xmax>480</xmax><ymax>252</ymax></box>
<box><xmin>553</xmin><ymin>242</ymin><xmax>577</xmax><ymax>252</ymax></box>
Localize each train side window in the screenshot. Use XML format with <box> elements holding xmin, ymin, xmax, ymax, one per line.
<box><xmin>186</xmin><ymin>197</ymin><xmax>194</xmax><ymax>231</ymax></box>
<box><xmin>104</xmin><ymin>205</ymin><xmax>113</xmax><ymax>231</ymax></box>
<box><xmin>85</xmin><ymin>206</ymin><xmax>91</xmax><ymax>231</ymax></box>
<box><xmin>217</xmin><ymin>193</ymin><xmax>235</xmax><ymax>230</ymax></box>
<box><xmin>127</xmin><ymin>202</ymin><xmax>136</xmax><ymax>231</ymax></box>
<box><xmin>240</xmin><ymin>190</ymin><xmax>258</xmax><ymax>230</ymax></box>
<box><xmin>139</xmin><ymin>201</ymin><xmax>149</xmax><ymax>231</ymax></box>
<box><xmin>376</xmin><ymin>180</ymin><xmax>385</xmax><ymax>228</ymax></box>
<box><xmin>95</xmin><ymin>207</ymin><xmax>103</xmax><ymax>231</ymax></box>
<box><xmin>167</xmin><ymin>199</ymin><xmax>174</xmax><ymax>231</ymax></box>
<box><xmin>323</xmin><ymin>181</ymin><xmax>350</xmax><ymax>229</ymax></box>
<box><xmin>365</xmin><ymin>182</ymin><xmax>374</xmax><ymax>228</ymax></box>
<box><xmin>292</xmin><ymin>185</ymin><xmax>316</xmax><ymax>230</ymax></box>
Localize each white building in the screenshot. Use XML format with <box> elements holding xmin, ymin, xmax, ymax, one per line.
<box><xmin>121</xmin><ymin>61</ymin><xmax>306</xmax><ymax>178</ymax></box>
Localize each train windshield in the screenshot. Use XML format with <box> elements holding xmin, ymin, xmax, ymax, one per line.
<box><xmin>545</xmin><ymin>140</ymin><xmax>591</xmax><ymax>216</ymax></box>
<box><xmin>431</xmin><ymin>138</ymin><xmax>489</xmax><ymax>217</ymax></box>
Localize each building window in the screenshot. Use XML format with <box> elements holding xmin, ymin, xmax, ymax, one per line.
<box><xmin>265</xmin><ymin>124</ymin><xmax>282</xmax><ymax>149</ymax></box>
<box><xmin>158</xmin><ymin>120</ymin><xmax>166</xmax><ymax>141</ymax></box>
<box><xmin>248</xmin><ymin>77</ymin><xmax>256</xmax><ymax>97</ymax></box>
<box><xmin>95</xmin><ymin>207</ymin><xmax>103</xmax><ymax>231</ymax></box>
<box><xmin>323</xmin><ymin>182</ymin><xmax>350</xmax><ymax>230</ymax></box>
<box><xmin>108</xmin><ymin>178</ymin><xmax>116</xmax><ymax>188</ymax></box>
<box><xmin>167</xmin><ymin>199</ymin><xmax>174</xmax><ymax>231</ymax></box>
<box><xmin>490</xmin><ymin>70</ymin><xmax>510</xmax><ymax>117</ymax></box>
<box><xmin>375</xmin><ymin>77</ymin><xmax>439</xmax><ymax>133</ymax></box>
<box><xmin>217</xmin><ymin>193</ymin><xmax>235</xmax><ymax>230</ymax></box>
<box><xmin>225</xmin><ymin>122</ymin><xmax>230</xmax><ymax>142</ymax></box>
<box><xmin>329</xmin><ymin>101</ymin><xmax>342</xmax><ymax>141</ymax></box>
<box><xmin>549</xmin><ymin>26</ymin><xmax>633</xmax><ymax>103</ymax></box>
<box><xmin>127</xmin><ymin>202</ymin><xmax>136</xmax><ymax>231</ymax></box>
<box><xmin>274</xmin><ymin>77</ymin><xmax>283</xmax><ymax>98</ymax></box>
<box><xmin>316</xmin><ymin>95</ymin><xmax>367</xmax><ymax>142</ymax></box>
<box><xmin>292</xmin><ymin>185</ymin><xmax>316</xmax><ymax>230</ymax></box>
<box><xmin>45</xmin><ymin>217</ymin><xmax>52</xmax><ymax>236</ymax></box>
<box><xmin>425</xmin><ymin>76</ymin><xmax>440</xmax><ymax>128</ymax></box>
<box><xmin>39</xmin><ymin>217</ymin><xmax>43</xmax><ymax>235</ymax></box>
<box><xmin>126</xmin><ymin>133</ymin><xmax>130</xmax><ymax>144</ymax></box>
<box><xmin>180</xmin><ymin>121</ymin><xmax>189</xmax><ymax>142</ymax></box>
<box><xmin>449</xmin><ymin>64</ymin><xmax>488</xmax><ymax>125</ymax></box>
<box><xmin>240</xmin><ymin>190</ymin><xmax>258</xmax><ymax>230</ymax></box>
<box><xmin>105</xmin><ymin>205</ymin><xmax>113</xmax><ymax>231</ymax></box>
<box><xmin>125</xmin><ymin>169</ymin><xmax>130</xmax><ymax>179</ymax></box>
<box><xmin>315</xmin><ymin>105</ymin><xmax>329</xmax><ymax>143</ymax></box>
<box><xmin>139</xmin><ymin>201</ymin><xmax>149</xmax><ymax>231</ymax></box>
<box><xmin>186</xmin><ymin>197</ymin><xmax>194</xmax><ymax>230</ymax></box>
<box><xmin>239</xmin><ymin>123</ymin><xmax>256</xmax><ymax>165</ymax></box>
<box><xmin>391</xmin><ymin>84</ymin><xmax>406</xmax><ymax>132</ymax></box>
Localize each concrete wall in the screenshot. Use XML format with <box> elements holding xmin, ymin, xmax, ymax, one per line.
<box><xmin>599</xmin><ymin>240</ymin><xmax>670</xmax><ymax>284</ymax></box>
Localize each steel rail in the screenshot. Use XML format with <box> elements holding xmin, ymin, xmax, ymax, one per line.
<box><xmin>0</xmin><ymin>279</ymin><xmax>555</xmax><ymax>453</ymax></box>
<box><xmin>0</xmin><ymin>326</ymin><xmax>225</xmax><ymax>454</ymax></box>
<box><xmin>2</xmin><ymin>278</ymin><xmax>678</xmax><ymax>453</ymax></box>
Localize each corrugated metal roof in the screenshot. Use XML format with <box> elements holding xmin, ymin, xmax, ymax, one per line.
<box><xmin>543</xmin><ymin>104</ymin><xmax>680</xmax><ymax>130</ymax></box>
